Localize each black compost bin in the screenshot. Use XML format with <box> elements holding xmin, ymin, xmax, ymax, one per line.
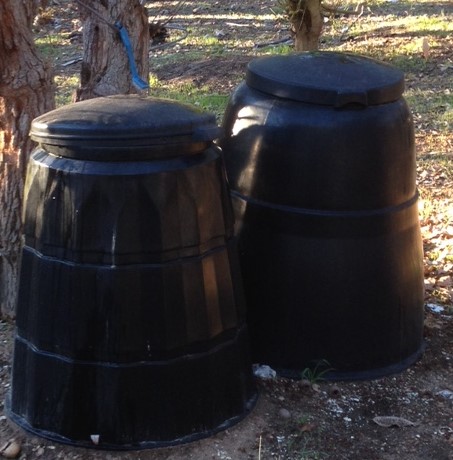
<box><xmin>8</xmin><ymin>95</ymin><xmax>257</xmax><ymax>449</ymax></box>
<box><xmin>221</xmin><ymin>52</ymin><xmax>425</xmax><ymax>380</ymax></box>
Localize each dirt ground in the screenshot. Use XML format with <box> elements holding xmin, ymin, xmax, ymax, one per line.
<box><xmin>0</xmin><ymin>1</ymin><xmax>452</xmax><ymax>459</ymax></box>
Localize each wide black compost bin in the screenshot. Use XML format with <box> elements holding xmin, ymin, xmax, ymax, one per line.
<box><xmin>8</xmin><ymin>95</ymin><xmax>257</xmax><ymax>449</ymax></box>
<box><xmin>221</xmin><ymin>52</ymin><xmax>425</xmax><ymax>380</ymax></box>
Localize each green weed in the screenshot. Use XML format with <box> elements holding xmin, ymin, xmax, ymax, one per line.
<box><xmin>301</xmin><ymin>359</ymin><xmax>333</xmax><ymax>384</ymax></box>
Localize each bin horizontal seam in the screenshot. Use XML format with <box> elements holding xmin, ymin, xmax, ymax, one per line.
<box><xmin>14</xmin><ymin>326</ymin><xmax>247</xmax><ymax>368</ymax></box>
<box><xmin>21</xmin><ymin>240</ymin><xmax>233</xmax><ymax>268</ymax></box>
<box><xmin>231</xmin><ymin>190</ymin><xmax>419</xmax><ymax>218</ymax></box>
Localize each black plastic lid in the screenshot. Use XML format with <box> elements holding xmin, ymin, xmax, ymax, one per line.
<box><xmin>30</xmin><ymin>95</ymin><xmax>222</xmax><ymax>160</ymax></box>
<box><xmin>246</xmin><ymin>52</ymin><xmax>405</xmax><ymax>107</ymax></box>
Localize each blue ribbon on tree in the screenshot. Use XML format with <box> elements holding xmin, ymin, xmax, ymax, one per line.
<box><xmin>74</xmin><ymin>1</ymin><xmax>149</xmax><ymax>91</ymax></box>
<box><xmin>114</xmin><ymin>22</ymin><xmax>149</xmax><ymax>91</ymax></box>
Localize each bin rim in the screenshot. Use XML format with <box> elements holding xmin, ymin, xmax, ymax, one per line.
<box><xmin>30</xmin><ymin>95</ymin><xmax>223</xmax><ymax>160</ymax></box>
<box><xmin>245</xmin><ymin>51</ymin><xmax>405</xmax><ymax>107</ymax></box>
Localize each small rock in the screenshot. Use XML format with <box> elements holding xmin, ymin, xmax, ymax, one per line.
<box><xmin>426</xmin><ymin>303</ymin><xmax>445</xmax><ymax>314</ymax></box>
<box><xmin>437</xmin><ymin>390</ymin><xmax>453</xmax><ymax>400</ymax></box>
<box><xmin>0</xmin><ymin>440</ymin><xmax>21</xmax><ymax>459</ymax></box>
<box><xmin>312</xmin><ymin>383</ymin><xmax>321</xmax><ymax>392</ymax></box>
<box><xmin>279</xmin><ymin>408</ymin><xmax>291</xmax><ymax>419</ymax></box>
<box><xmin>253</xmin><ymin>364</ymin><xmax>276</xmax><ymax>380</ymax></box>
<box><xmin>90</xmin><ymin>434</ymin><xmax>100</xmax><ymax>445</ymax></box>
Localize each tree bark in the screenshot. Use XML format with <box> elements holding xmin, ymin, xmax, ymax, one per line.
<box><xmin>287</xmin><ymin>0</ymin><xmax>324</xmax><ymax>51</ymax></box>
<box><xmin>0</xmin><ymin>2</ymin><xmax>55</xmax><ymax>317</ymax></box>
<box><xmin>75</xmin><ymin>0</ymin><xmax>149</xmax><ymax>101</ymax></box>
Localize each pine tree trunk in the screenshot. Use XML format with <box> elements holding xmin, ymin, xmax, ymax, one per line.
<box><xmin>0</xmin><ymin>2</ymin><xmax>55</xmax><ymax>317</ymax></box>
<box><xmin>288</xmin><ymin>0</ymin><xmax>323</xmax><ymax>51</ymax></box>
<box><xmin>75</xmin><ymin>0</ymin><xmax>149</xmax><ymax>101</ymax></box>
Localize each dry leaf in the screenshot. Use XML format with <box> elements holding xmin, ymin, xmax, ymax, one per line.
<box><xmin>422</xmin><ymin>37</ymin><xmax>430</xmax><ymax>59</ymax></box>
<box><xmin>373</xmin><ymin>416</ymin><xmax>418</xmax><ymax>428</ymax></box>
<box><xmin>0</xmin><ymin>440</ymin><xmax>21</xmax><ymax>459</ymax></box>
<box><xmin>299</xmin><ymin>423</ymin><xmax>317</xmax><ymax>433</ymax></box>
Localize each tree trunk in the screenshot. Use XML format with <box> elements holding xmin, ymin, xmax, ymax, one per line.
<box><xmin>0</xmin><ymin>2</ymin><xmax>55</xmax><ymax>317</ymax></box>
<box><xmin>287</xmin><ymin>0</ymin><xmax>323</xmax><ymax>51</ymax></box>
<box><xmin>75</xmin><ymin>0</ymin><xmax>149</xmax><ymax>101</ymax></box>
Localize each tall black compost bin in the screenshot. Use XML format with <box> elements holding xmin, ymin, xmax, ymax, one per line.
<box><xmin>8</xmin><ymin>95</ymin><xmax>257</xmax><ymax>449</ymax></box>
<box><xmin>221</xmin><ymin>52</ymin><xmax>425</xmax><ymax>380</ymax></box>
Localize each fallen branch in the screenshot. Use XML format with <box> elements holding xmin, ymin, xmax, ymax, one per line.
<box><xmin>254</xmin><ymin>36</ymin><xmax>293</xmax><ymax>48</ymax></box>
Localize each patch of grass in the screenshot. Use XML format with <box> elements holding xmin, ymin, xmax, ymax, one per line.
<box><xmin>151</xmin><ymin>49</ymin><xmax>208</xmax><ymax>72</ymax></box>
<box><xmin>406</xmin><ymin>91</ymin><xmax>453</xmax><ymax>133</ymax></box>
<box><xmin>182</xmin><ymin>33</ymin><xmax>226</xmax><ymax>55</ymax></box>
<box><xmin>403</xmin><ymin>14</ymin><xmax>453</xmax><ymax>36</ymax></box>
<box><xmin>54</xmin><ymin>75</ymin><xmax>79</xmax><ymax>107</ymax></box>
<box><xmin>150</xmin><ymin>81</ymin><xmax>229</xmax><ymax>120</ymax></box>
<box><xmin>354</xmin><ymin>0</ymin><xmax>452</xmax><ymax>17</ymax></box>
<box><xmin>417</xmin><ymin>153</ymin><xmax>453</xmax><ymax>175</ymax></box>
<box><xmin>386</xmin><ymin>54</ymin><xmax>428</xmax><ymax>73</ymax></box>
<box><xmin>286</xmin><ymin>420</ymin><xmax>326</xmax><ymax>460</ymax></box>
<box><xmin>336</xmin><ymin>5</ymin><xmax>452</xmax><ymax>42</ymax></box>
<box><xmin>439</xmin><ymin>101</ymin><xmax>453</xmax><ymax>129</ymax></box>
<box><xmin>288</xmin><ymin>438</ymin><xmax>325</xmax><ymax>460</ymax></box>
<box><xmin>262</xmin><ymin>44</ymin><xmax>294</xmax><ymax>55</ymax></box>
<box><xmin>35</xmin><ymin>33</ymin><xmax>68</xmax><ymax>60</ymax></box>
